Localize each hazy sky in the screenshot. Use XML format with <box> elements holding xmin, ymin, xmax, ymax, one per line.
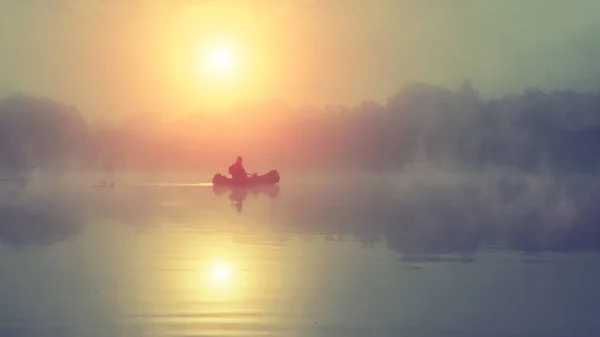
<box><xmin>2</xmin><ymin>0</ymin><xmax>600</xmax><ymax>120</ymax></box>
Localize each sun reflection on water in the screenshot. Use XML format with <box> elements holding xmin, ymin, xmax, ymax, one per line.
<box><xmin>208</xmin><ymin>260</ymin><xmax>233</xmax><ymax>286</ymax></box>
<box><xmin>199</xmin><ymin>258</ymin><xmax>244</xmax><ymax>302</ymax></box>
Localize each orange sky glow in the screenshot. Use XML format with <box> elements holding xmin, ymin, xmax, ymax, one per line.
<box><xmin>3</xmin><ymin>0</ymin><xmax>600</xmax><ymax>122</ymax></box>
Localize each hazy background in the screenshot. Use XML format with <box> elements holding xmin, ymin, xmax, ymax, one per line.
<box><xmin>2</xmin><ymin>0</ymin><xmax>600</xmax><ymax>178</ymax></box>
<box><xmin>3</xmin><ymin>3</ymin><xmax>600</xmax><ymax>336</ymax></box>
<box><xmin>3</xmin><ymin>0</ymin><xmax>600</xmax><ymax>119</ymax></box>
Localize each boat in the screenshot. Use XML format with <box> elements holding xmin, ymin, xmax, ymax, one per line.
<box><xmin>93</xmin><ymin>181</ymin><xmax>115</xmax><ymax>189</ymax></box>
<box><xmin>212</xmin><ymin>169</ymin><xmax>280</xmax><ymax>186</ymax></box>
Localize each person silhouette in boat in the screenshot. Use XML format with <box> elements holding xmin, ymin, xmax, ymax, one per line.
<box><xmin>228</xmin><ymin>156</ymin><xmax>256</xmax><ymax>183</ymax></box>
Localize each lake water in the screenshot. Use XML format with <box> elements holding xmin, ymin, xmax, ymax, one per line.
<box><xmin>1</xmin><ymin>172</ymin><xmax>600</xmax><ymax>337</ymax></box>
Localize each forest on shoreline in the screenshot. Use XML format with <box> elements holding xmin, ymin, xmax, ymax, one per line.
<box><xmin>1</xmin><ymin>81</ymin><xmax>599</xmax><ymax>176</ymax></box>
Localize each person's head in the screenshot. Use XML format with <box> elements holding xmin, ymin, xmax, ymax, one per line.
<box><xmin>236</xmin><ymin>156</ymin><xmax>243</xmax><ymax>163</ymax></box>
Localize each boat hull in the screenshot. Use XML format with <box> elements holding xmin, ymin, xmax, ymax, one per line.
<box><xmin>212</xmin><ymin>169</ymin><xmax>280</xmax><ymax>186</ymax></box>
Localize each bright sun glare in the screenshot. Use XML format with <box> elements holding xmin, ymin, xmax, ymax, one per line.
<box><xmin>201</xmin><ymin>41</ymin><xmax>239</xmax><ymax>81</ymax></box>
<box><xmin>208</xmin><ymin>260</ymin><xmax>233</xmax><ymax>285</ymax></box>
<box><xmin>208</xmin><ymin>48</ymin><xmax>233</xmax><ymax>71</ymax></box>
<box><xmin>198</xmin><ymin>258</ymin><xmax>243</xmax><ymax>302</ymax></box>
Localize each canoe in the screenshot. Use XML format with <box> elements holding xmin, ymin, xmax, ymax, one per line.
<box><xmin>212</xmin><ymin>169</ymin><xmax>280</xmax><ymax>186</ymax></box>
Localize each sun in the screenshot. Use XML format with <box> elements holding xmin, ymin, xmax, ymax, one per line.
<box><xmin>200</xmin><ymin>40</ymin><xmax>240</xmax><ymax>82</ymax></box>
<box><xmin>208</xmin><ymin>47</ymin><xmax>233</xmax><ymax>71</ymax></box>
<box><xmin>208</xmin><ymin>260</ymin><xmax>233</xmax><ymax>285</ymax></box>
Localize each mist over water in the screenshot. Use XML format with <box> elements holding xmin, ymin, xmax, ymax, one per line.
<box><xmin>1</xmin><ymin>76</ymin><xmax>600</xmax><ymax>337</ymax></box>
<box><xmin>1</xmin><ymin>170</ymin><xmax>600</xmax><ymax>337</ymax></box>
<box><xmin>4</xmin><ymin>1</ymin><xmax>600</xmax><ymax>334</ymax></box>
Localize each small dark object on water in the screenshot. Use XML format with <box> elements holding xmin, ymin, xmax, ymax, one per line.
<box><xmin>94</xmin><ymin>181</ymin><xmax>115</xmax><ymax>189</ymax></box>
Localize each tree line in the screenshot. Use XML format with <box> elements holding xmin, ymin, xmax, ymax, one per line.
<box><xmin>1</xmin><ymin>81</ymin><xmax>600</xmax><ymax>175</ymax></box>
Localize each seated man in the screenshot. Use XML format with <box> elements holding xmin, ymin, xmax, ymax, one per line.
<box><xmin>228</xmin><ymin>156</ymin><xmax>253</xmax><ymax>182</ymax></box>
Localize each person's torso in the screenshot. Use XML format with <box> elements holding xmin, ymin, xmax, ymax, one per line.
<box><xmin>229</xmin><ymin>162</ymin><xmax>245</xmax><ymax>175</ymax></box>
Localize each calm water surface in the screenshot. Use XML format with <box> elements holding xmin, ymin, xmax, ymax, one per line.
<box><xmin>1</xmin><ymin>173</ymin><xmax>600</xmax><ymax>337</ymax></box>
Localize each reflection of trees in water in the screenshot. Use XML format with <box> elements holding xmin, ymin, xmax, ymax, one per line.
<box><xmin>0</xmin><ymin>195</ymin><xmax>85</xmax><ymax>248</ymax></box>
<box><xmin>22</xmin><ymin>173</ymin><xmax>595</xmax><ymax>257</ymax></box>
<box><xmin>263</xmin><ymin>174</ymin><xmax>600</xmax><ymax>257</ymax></box>
<box><xmin>387</xmin><ymin>176</ymin><xmax>600</xmax><ymax>255</ymax></box>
